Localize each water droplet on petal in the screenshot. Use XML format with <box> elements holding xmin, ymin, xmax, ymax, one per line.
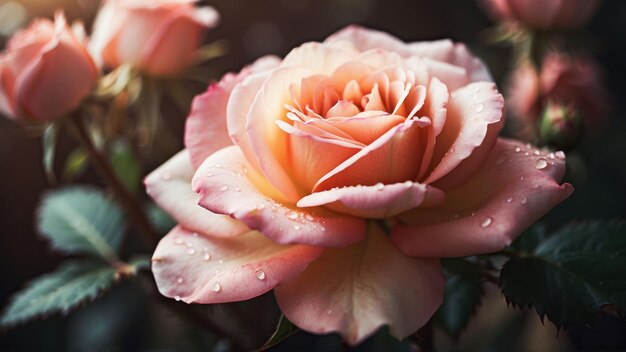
<box><xmin>533</xmin><ymin>150</ymin><xmax>541</xmax><ymax>156</ymax></box>
<box><xmin>474</xmin><ymin>103</ymin><xmax>484</xmax><ymax>113</ymax></box>
<box><xmin>255</xmin><ymin>269</ymin><xmax>266</xmax><ymax>280</ymax></box>
<box><xmin>174</xmin><ymin>238</ymin><xmax>183</xmax><ymax>245</ymax></box>
<box><xmin>320</xmin><ymin>226</ymin><xmax>326</xmax><ymax>232</ymax></box>
<box><xmin>177</xmin><ymin>277</ymin><xmax>183</xmax><ymax>284</ymax></box>
<box><xmin>404</xmin><ymin>181</ymin><xmax>413</xmax><ymax>188</ymax></box>
<box><xmin>495</xmin><ymin>156</ymin><xmax>506</xmax><ymax>165</ymax></box>
<box><xmin>534</xmin><ymin>158</ymin><xmax>548</xmax><ymax>170</ymax></box>
<box><xmin>514</xmin><ymin>147</ymin><xmax>521</xmax><ymax>153</ymax></box>
<box><xmin>294</xmin><ymin>225</ymin><xmax>301</xmax><ymax>230</ymax></box>
<box><xmin>506</xmin><ymin>197</ymin><xmax>513</xmax><ymax>203</ymax></box>
<box><xmin>555</xmin><ymin>151</ymin><xmax>566</xmax><ymax>159</ymax></box>
<box><xmin>206</xmin><ymin>172</ymin><xmax>213</xmax><ymax>177</ymax></box>
<box><xmin>286</xmin><ymin>210</ymin><xmax>298</xmax><ymax>220</ymax></box>
<box><xmin>174</xmin><ymin>295</ymin><xmax>181</xmax><ymax>301</ymax></box>
<box><xmin>218</xmin><ymin>259</ymin><xmax>224</xmax><ymax>264</ymax></box>
<box><xmin>547</xmin><ymin>152</ymin><xmax>556</xmax><ymax>159</ymax></box>
<box><xmin>520</xmin><ymin>176</ymin><xmax>524</xmax><ymax>181</ymax></box>
<box><xmin>521</xmin><ymin>197</ymin><xmax>528</xmax><ymax>204</ymax></box>
<box><xmin>243</xmin><ymin>167</ymin><xmax>249</xmax><ymax>173</ymax></box>
<box><xmin>480</xmin><ymin>216</ymin><xmax>493</xmax><ymax>228</ymax></box>
<box><xmin>203</xmin><ymin>253</ymin><xmax>211</xmax><ymax>261</ymax></box>
<box><xmin>304</xmin><ymin>213</ymin><xmax>314</xmax><ymax>221</ymax></box>
<box><xmin>375</xmin><ymin>182</ymin><xmax>384</xmax><ymax>190</ymax></box>
<box><xmin>187</xmin><ymin>248</ymin><xmax>196</xmax><ymax>255</ymax></box>
<box><xmin>212</xmin><ymin>282</ymin><xmax>221</xmax><ymax>292</ymax></box>
<box><xmin>220</xmin><ymin>185</ymin><xmax>228</xmax><ymax>191</ymax></box>
<box><xmin>326</xmin><ymin>309</ymin><xmax>333</xmax><ymax>315</ymax></box>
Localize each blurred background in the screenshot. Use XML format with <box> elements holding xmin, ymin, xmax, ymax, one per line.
<box><xmin>1</xmin><ymin>0</ymin><xmax>625</xmax><ymax>351</ymax></box>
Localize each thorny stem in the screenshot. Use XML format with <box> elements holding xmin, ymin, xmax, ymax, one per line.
<box><xmin>70</xmin><ymin>113</ymin><xmax>160</xmax><ymax>249</ymax></box>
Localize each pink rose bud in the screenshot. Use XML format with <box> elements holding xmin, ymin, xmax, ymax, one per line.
<box><xmin>480</xmin><ymin>0</ymin><xmax>601</xmax><ymax>29</ymax></box>
<box><xmin>0</xmin><ymin>12</ymin><xmax>98</xmax><ymax>122</ymax></box>
<box><xmin>508</xmin><ymin>53</ymin><xmax>609</xmax><ymax>144</ymax></box>
<box><xmin>540</xmin><ymin>101</ymin><xmax>582</xmax><ymax>150</ymax></box>
<box><xmin>90</xmin><ymin>0</ymin><xmax>219</xmax><ymax>77</ymax></box>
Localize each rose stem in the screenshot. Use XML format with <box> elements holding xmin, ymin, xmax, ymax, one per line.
<box><xmin>70</xmin><ymin>113</ymin><xmax>160</xmax><ymax>249</ymax></box>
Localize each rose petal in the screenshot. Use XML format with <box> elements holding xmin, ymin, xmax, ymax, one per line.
<box><xmin>281</xmin><ymin>42</ymin><xmax>357</xmax><ymax>75</ymax></box>
<box><xmin>416</xmin><ymin>78</ymin><xmax>449</xmax><ymax>180</ymax></box>
<box><xmin>0</xmin><ymin>61</ymin><xmax>16</xmax><ymax>118</ymax></box>
<box><xmin>184</xmin><ymin>84</ymin><xmax>233</xmax><ymax>169</ymax></box>
<box><xmin>246</xmin><ymin>67</ymin><xmax>313</xmax><ymax>200</ymax></box>
<box><xmin>297</xmin><ymin>181</ymin><xmax>444</xmax><ymax>218</ymax></box>
<box><xmin>324</xmin><ymin>25</ymin><xmax>413</xmax><ymax>56</ymax></box>
<box><xmin>314</xmin><ymin>117</ymin><xmax>431</xmax><ymax>192</ymax></box>
<box><xmin>152</xmin><ymin>226</ymin><xmax>324</xmax><ymax>304</ymax></box>
<box><xmin>275</xmin><ymin>225</ymin><xmax>444</xmax><ymax>345</ymax></box>
<box><xmin>422</xmin><ymin>82</ymin><xmax>504</xmax><ymax>186</ymax></box>
<box><xmin>391</xmin><ymin>138</ymin><xmax>574</xmax><ymax>257</ymax></box>
<box><xmin>192</xmin><ymin>146</ymin><xmax>367</xmax><ymax>248</ymax></box>
<box><xmin>145</xmin><ymin>150</ymin><xmax>249</xmax><ymax>237</ymax></box>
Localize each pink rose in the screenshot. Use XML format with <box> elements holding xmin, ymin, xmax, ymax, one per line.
<box><xmin>508</xmin><ymin>53</ymin><xmax>609</xmax><ymax>140</ymax></box>
<box><xmin>0</xmin><ymin>12</ymin><xmax>97</xmax><ymax>122</ymax></box>
<box><xmin>146</xmin><ymin>26</ymin><xmax>573</xmax><ymax>344</ymax></box>
<box><xmin>90</xmin><ymin>0</ymin><xmax>219</xmax><ymax>77</ymax></box>
<box><xmin>480</xmin><ymin>0</ymin><xmax>601</xmax><ymax>29</ymax></box>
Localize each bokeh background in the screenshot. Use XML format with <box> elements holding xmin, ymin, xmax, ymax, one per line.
<box><xmin>1</xmin><ymin>0</ymin><xmax>625</xmax><ymax>351</ymax></box>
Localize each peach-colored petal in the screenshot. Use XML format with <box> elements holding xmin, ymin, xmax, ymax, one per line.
<box><xmin>326</xmin><ymin>113</ymin><xmax>406</xmax><ymax>145</ymax></box>
<box><xmin>314</xmin><ymin>117</ymin><xmax>431</xmax><ymax>191</ymax></box>
<box><xmin>184</xmin><ymin>84</ymin><xmax>233</xmax><ymax>169</ymax></box>
<box><xmin>297</xmin><ymin>181</ymin><xmax>444</xmax><ymax>218</ymax></box>
<box><xmin>152</xmin><ymin>226</ymin><xmax>324</xmax><ymax>304</ymax></box>
<box><xmin>275</xmin><ymin>225</ymin><xmax>444</xmax><ymax>345</ymax></box>
<box><xmin>416</xmin><ymin>78</ymin><xmax>449</xmax><ymax>180</ymax></box>
<box><xmin>16</xmin><ymin>37</ymin><xmax>95</xmax><ymax>120</ymax></box>
<box><xmin>192</xmin><ymin>146</ymin><xmax>367</xmax><ymax>248</ymax></box>
<box><xmin>246</xmin><ymin>67</ymin><xmax>312</xmax><ymax>200</ymax></box>
<box><xmin>145</xmin><ymin>150</ymin><xmax>249</xmax><ymax>237</ymax></box>
<box><xmin>281</xmin><ymin>42</ymin><xmax>357</xmax><ymax>75</ymax></box>
<box><xmin>423</xmin><ymin>82</ymin><xmax>504</xmax><ymax>185</ymax></box>
<box><xmin>392</xmin><ymin>138</ymin><xmax>574</xmax><ymax>257</ymax></box>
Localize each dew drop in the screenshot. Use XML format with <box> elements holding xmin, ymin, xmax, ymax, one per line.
<box><xmin>547</xmin><ymin>152</ymin><xmax>556</xmax><ymax>159</ymax></box>
<box><xmin>320</xmin><ymin>226</ymin><xmax>326</xmax><ymax>232</ymax></box>
<box><xmin>404</xmin><ymin>180</ymin><xmax>413</xmax><ymax>188</ymax></box>
<box><xmin>187</xmin><ymin>248</ymin><xmax>196</xmax><ymax>255</ymax></box>
<box><xmin>326</xmin><ymin>309</ymin><xmax>333</xmax><ymax>315</ymax></box>
<box><xmin>555</xmin><ymin>151</ymin><xmax>566</xmax><ymax>159</ymax></box>
<box><xmin>234</xmin><ymin>187</ymin><xmax>241</xmax><ymax>192</ymax></box>
<box><xmin>521</xmin><ymin>197</ymin><xmax>528</xmax><ymax>204</ymax></box>
<box><xmin>205</xmin><ymin>172</ymin><xmax>213</xmax><ymax>177</ymax></box>
<box><xmin>375</xmin><ymin>182</ymin><xmax>384</xmax><ymax>190</ymax></box>
<box><xmin>218</xmin><ymin>259</ymin><xmax>224</xmax><ymax>264</ymax></box>
<box><xmin>480</xmin><ymin>216</ymin><xmax>493</xmax><ymax>228</ymax></box>
<box><xmin>174</xmin><ymin>296</ymin><xmax>181</xmax><ymax>301</ymax></box>
<box><xmin>294</xmin><ymin>225</ymin><xmax>301</xmax><ymax>230</ymax></box>
<box><xmin>520</xmin><ymin>176</ymin><xmax>524</xmax><ymax>181</ymax></box>
<box><xmin>474</xmin><ymin>103</ymin><xmax>484</xmax><ymax>113</ymax></box>
<box><xmin>506</xmin><ymin>197</ymin><xmax>513</xmax><ymax>203</ymax></box>
<box><xmin>255</xmin><ymin>269</ymin><xmax>266</xmax><ymax>280</ymax></box>
<box><xmin>286</xmin><ymin>210</ymin><xmax>298</xmax><ymax>220</ymax></box>
<box><xmin>177</xmin><ymin>277</ymin><xmax>183</xmax><ymax>284</ymax></box>
<box><xmin>514</xmin><ymin>146</ymin><xmax>521</xmax><ymax>153</ymax></box>
<box><xmin>174</xmin><ymin>238</ymin><xmax>183</xmax><ymax>245</ymax></box>
<box><xmin>533</xmin><ymin>150</ymin><xmax>541</xmax><ymax>156</ymax></box>
<box><xmin>304</xmin><ymin>213</ymin><xmax>314</xmax><ymax>221</ymax></box>
<box><xmin>495</xmin><ymin>156</ymin><xmax>506</xmax><ymax>165</ymax></box>
<box><xmin>212</xmin><ymin>282</ymin><xmax>221</xmax><ymax>292</ymax></box>
<box><xmin>534</xmin><ymin>158</ymin><xmax>548</xmax><ymax>170</ymax></box>
<box><xmin>203</xmin><ymin>253</ymin><xmax>211</xmax><ymax>261</ymax></box>
<box><xmin>220</xmin><ymin>185</ymin><xmax>228</xmax><ymax>191</ymax></box>
<box><xmin>243</xmin><ymin>167</ymin><xmax>249</xmax><ymax>173</ymax></box>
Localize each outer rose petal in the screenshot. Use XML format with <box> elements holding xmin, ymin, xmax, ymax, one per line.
<box><xmin>297</xmin><ymin>181</ymin><xmax>444</xmax><ymax>219</ymax></box>
<box><xmin>192</xmin><ymin>146</ymin><xmax>367</xmax><ymax>248</ymax></box>
<box><xmin>184</xmin><ymin>85</ymin><xmax>233</xmax><ymax>169</ymax></box>
<box><xmin>423</xmin><ymin>82</ymin><xmax>504</xmax><ymax>186</ymax></box>
<box><xmin>324</xmin><ymin>25</ymin><xmax>414</xmax><ymax>57</ymax></box>
<box><xmin>391</xmin><ymin>138</ymin><xmax>574</xmax><ymax>257</ymax></box>
<box><xmin>281</xmin><ymin>42</ymin><xmax>357</xmax><ymax>75</ymax></box>
<box><xmin>145</xmin><ymin>150</ymin><xmax>249</xmax><ymax>237</ymax></box>
<box><xmin>275</xmin><ymin>225</ymin><xmax>444</xmax><ymax>345</ymax></box>
<box><xmin>152</xmin><ymin>226</ymin><xmax>324</xmax><ymax>304</ymax></box>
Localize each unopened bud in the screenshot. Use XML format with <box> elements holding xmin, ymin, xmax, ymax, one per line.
<box><xmin>539</xmin><ymin>101</ymin><xmax>582</xmax><ymax>150</ymax></box>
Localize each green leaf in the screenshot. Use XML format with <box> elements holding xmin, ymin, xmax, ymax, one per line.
<box><xmin>146</xmin><ymin>202</ymin><xmax>175</xmax><ymax>236</ymax></box>
<box><xmin>435</xmin><ymin>258</ymin><xmax>485</xmax><ymax>338</ymax></box>
<box><xmin>38</xmin><ymin>186</ymin><xmax>124</xmax><ymax>261</ymax></box>
<box><xmin>257</xmin><ymin>315</ymin><xmax>299</xmax><ymax>351</ymax></box>
<box><xmin>109</xmin><ymin>139</ymin><xmax>140</xmax><ymax>194</ymax></box>
<box><xmin>500</xmin><ymin>220</ymin><xmax>626</xmax><ymax>329</ymax></box>
<box><xmin>42</xmin><ymin>123</ymin><xmax>59</xmax><ymax>184</ymax></box>
<box><xmin>0</xmin><ymin>260</ymin><xmax>117</xmax><ymax>328</ymax></box>
<box><xmin>63</xmin><ymin>147</ymin><xmax>88</xmax><ymax>181</ymax></box>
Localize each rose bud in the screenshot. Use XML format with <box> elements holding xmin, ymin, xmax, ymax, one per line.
<box><xmin>508</xmin><ymin>53</ymin><xmax>609</xmax><ymax>146</ymax></box>
<box><xmin>0</xmin><ymin>12</ymin><xmax>98</xmax><ymax>122</ymax></box>
<box><xmin>146</xmin><ymin>26</ymin><xmax>573</xmax><ymax>345</ymax></box>
<box><xmin>480</xmin><ymin>0</ymin><xmax>601</xmax><ymax>29</ymax></box>
<box><xmin>90</xmin><ymin>0</ymin><xmax>219</xmax><ymax>77</ymax></box>
<box><xmin>539</xmin><ymin>101</ymin><xmax>582</xmax><ymax>150</ymax></box>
